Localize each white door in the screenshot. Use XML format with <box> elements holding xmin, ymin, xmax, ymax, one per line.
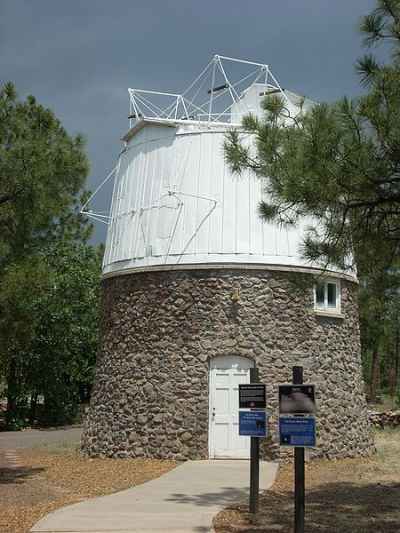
<box><xmin>209</xmin><ymin>355</ymin><xmax>254</xmax><ymax>459</ymax></box>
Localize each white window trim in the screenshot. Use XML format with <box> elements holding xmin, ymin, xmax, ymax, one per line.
<box><xmin>313</xmin><ymin>279</ymin><xmax>343</xmax><ymax>317</ymax></box>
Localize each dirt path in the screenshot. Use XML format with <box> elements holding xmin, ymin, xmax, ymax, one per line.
<box><xmin>0</xmin><ymin>449</ymin><xmax>22</xmax><ymax>469</ymax></box>
<box><xmin>0</xmin><ymin>426</ymin><xmax>82</xmax><ymax>449</ymax></box>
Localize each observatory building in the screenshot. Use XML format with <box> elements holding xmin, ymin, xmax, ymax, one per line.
<box><xmin>82</xmin><ymin>55</ymin><xmax>372</xmax><ymax>460</ymax></box>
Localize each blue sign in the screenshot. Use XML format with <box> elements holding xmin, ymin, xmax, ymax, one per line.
<box><xmin>279</xmin><ymin>416</ymin><xmax>316</xmax><ymax>447</ymax></box>
<box><xmin>239</xmin><ymin>410</ymin><xmax>267</xmax><ymax>437</ymax></box>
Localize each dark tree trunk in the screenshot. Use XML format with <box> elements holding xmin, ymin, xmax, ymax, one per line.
<box><xmin>6</xmin><ymin>358</ymin><xmax>18</xmax><ymax>427</ymax></box>
<box><xmin>29</xmin><ymin>393</ymin><xmax>38</xmax><ymax>426</ymax></box>
<box><xmin>78</xmin><ymin>382</ymin><xmax>92</xmax><ymax>403</ymax></box>
<box><xmin>370</xmin><ymin>348</ymin><xmax>381</xmax><ymax>403</ymax></box>
<box><xmin>0</xmin><ymin>193</ymin><xmax>14</xmax><ymax>206</ymax></box>
<box><xmin>394</xmin><ymin>320</ymin><xmax>400</xmax><ymax>400</ymax></box>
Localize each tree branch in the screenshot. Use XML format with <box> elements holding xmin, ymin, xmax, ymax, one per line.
<box><xmin>0</xmin><ymin>193</ymin><xmax>15</xmax><ymax>207</ymax></box>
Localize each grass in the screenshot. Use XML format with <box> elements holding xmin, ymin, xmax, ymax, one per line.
<box><xmin>375</xmin><ymin>427</ymin><xmax>399</xmax><ymax>474</ymax></box>
<box><xmin>368</xmin><ymin>395</ymin><xmax>399</xmax><ymax>412</ymax></box>
<box><xmin>214</xmin><ymin>428</ymin><xmax>400</xmax><ymax>533</ymax></box>
<box><xmin>0</xmin><ymin>445</ymin><xmax>176</xmax><ymax>533</ymax></box>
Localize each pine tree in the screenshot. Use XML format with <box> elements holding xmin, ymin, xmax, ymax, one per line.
<box><xmin>0</xmin><ymin>83</ymin><xmax>94</xmax><ymax>426</ymax></box>
<box><xmin>225</xmin><ymin>0</ymin><xmax>400</xmax><ymax>278</ymax></box>
<box><xmin>225</xmin><ymin>0</ymin><xmax>400</xmax><ymax>400</ymax></box>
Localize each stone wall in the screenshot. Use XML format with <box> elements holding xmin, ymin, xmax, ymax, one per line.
<box><xmin>81</xmin><ymin>268</ymin><xmax>374</xmax><ymax>460</ymax></box>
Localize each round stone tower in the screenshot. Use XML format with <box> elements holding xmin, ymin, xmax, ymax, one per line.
<box><xmin>81</xmin><ymin>55</ymin><xmax>373</xmax><ymax>460</ymax></box>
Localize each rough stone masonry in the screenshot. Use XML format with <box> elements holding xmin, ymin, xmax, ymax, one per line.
<box><xmin>81</xmin><ymin>268</ymin><xmax>374</xmax><ymax>461</ymax></box>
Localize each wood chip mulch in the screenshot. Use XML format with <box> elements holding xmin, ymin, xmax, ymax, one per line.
<box><xmin>0</xmin><ymin>449</ymin><xmax>176</xmax><ymax>533</ymax></box>
<box><xmin>214</xmin><ymin>429</ymin><xmax>400</xmax><ymax>533</ymax></box>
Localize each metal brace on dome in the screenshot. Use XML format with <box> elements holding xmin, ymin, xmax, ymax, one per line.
<box><xmin>82</xmin><ymin>55</ymin><xmax>289</xmax><ymax>225</ymax></box>
<box><xmin>127</xmin><ymin>54</ymin><xmax>289</xmax><ymax>128</ymax></box>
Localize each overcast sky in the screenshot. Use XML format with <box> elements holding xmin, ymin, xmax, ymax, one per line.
<box><xmin>1</xmin><ymin>0</ymin><xmax>376</xmax><ymax>243</ymax></box>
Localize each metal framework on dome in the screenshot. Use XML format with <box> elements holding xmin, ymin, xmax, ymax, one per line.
<box><xmin>81</xmin><ymin>54</ymin><xmax>286</xmax><ymax>225</ymax></box>
<box><xmin>127</xmin><ymin>54</ymin><xmax>286</xmax><ymax>127</ymax></box>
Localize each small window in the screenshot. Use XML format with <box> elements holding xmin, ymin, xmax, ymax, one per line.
<box><xmin>327</xmin><ymin>283</ymin><xmax>336</xmax><ymax>308</ymax></box>
<box><xmin>314</xmin><ymin>279</ymin><xmax>340</xmax><ymax>314</ymax></box>
<box><xmin>316</xmin><ymin>284</ymin><xmax>325</xmax><ymax>306</ymax></box>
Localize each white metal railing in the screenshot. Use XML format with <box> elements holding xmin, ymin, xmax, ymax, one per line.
<box><xmin>127</xmin><ymin>54</ymin><xmax>289</xmax><ymax>128</ymax></box>
<box><xmin>82</xmin><ymin>54</ymin><xmax>290</xmax><ymax>226</ymax></box>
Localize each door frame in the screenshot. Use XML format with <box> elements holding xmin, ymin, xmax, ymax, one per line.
<box><xmin>208</xmin><ymin>355</ymin><xmax>254</xmax><ymax>459</ymax></box>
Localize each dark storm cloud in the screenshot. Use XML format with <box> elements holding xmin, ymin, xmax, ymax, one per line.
<box><xmin>1</xmin><ymin>0</ymin><xmax>376</xmax><ymax>242</ymax></box>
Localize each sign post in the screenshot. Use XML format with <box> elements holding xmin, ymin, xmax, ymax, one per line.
<box><xmin>279</xmin><ymin>416</ymin><xmax>316</xmax><ymax>447</ymax></box>
<box><xmin>293</xmin><ymin>366</ymin><xmax>305</xmax><ymax>533</ymax></box>
<box><xmin>278</xmin><ymin>367</ymin><xmax>317</xmax><ymax>532</ymax></box>
<box><xmin>239</xmin><ymin>411</ymin><xmax>267</xmax><ymax>437</ymax></box>
<box><xmin>239</xmin><ymin>382</ymin><xmax>266</xmax><ymax>409</ymax></box>
<box><xmin>249</xmin><ymin>367</ymin><xmax>259</xmax><ymax>514</ymax></box>
<box><xmin>238</xmin><ymin>371</ymin><xmax>267</xmax><ymax>515</ymax></box>
<box><xmin>279</xmin><ymin>384</ymin><xmax>315</xmax><ymax>415</ymax></box>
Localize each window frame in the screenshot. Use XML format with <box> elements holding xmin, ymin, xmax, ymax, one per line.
<box><xmin>313</xmin><ymin>278</ymin><xmax>341</xmax><ymax>316</ymax></box>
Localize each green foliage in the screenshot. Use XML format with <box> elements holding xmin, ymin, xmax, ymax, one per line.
<box><xmin>0</xmin><ymin>83</ymin><xmax>100</xmax><ymax>428</ymax></box>
<box><xmin>0</xmin><ymin>82</ymin><xmax>92</xmax><ymax>263</ymax></box>
<box><xmin>359</xmin><ymin>269</ymin><xmax>399</xmax><ymax>376</ymax></box>
<box><xmin>32</xmin><ymin>241</ymin><xmax>101</xmax><ymax>425</ymax></box>
<box><xmin>0</xmin><ymin>242</ymin><xmax>102</xmax><ymax>427</ymax></box>
<box><xmin>225</xmin><ymin>1</ymin><xmax>400</xmax><ymax>278</ymax></box>
<box><xmin>225</xmin><ymin>0</ymin><xmax>400</xmax><ymax>398</ymax></box>
<box><xmin>359</xmin><ymin>0</ymin><xmax>400</xmax><ymax>51</ymax></box>
<box><xmin>0</xmin><ymin>258</ymin><xmax>51</xmax><ymax>427</ymax></box>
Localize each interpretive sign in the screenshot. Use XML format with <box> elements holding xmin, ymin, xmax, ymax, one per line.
<box><xmin>279</xmin><ymin>416</ymin><xmax>316</xmax><ymax>447</ymax></box>
<box><xmin>279</xmin><ymin>384</ymin><xmax>316</xmax><ymax>415</ymax></box>
<box><xmin>239</xmin><ymin>410</ymin><xmax>267</xmax><ymax>437</ymax></box>
<box><xmin>239</xmin><ymin>384</ymin><xmax>266</xmax><ymax>409</ymax></box>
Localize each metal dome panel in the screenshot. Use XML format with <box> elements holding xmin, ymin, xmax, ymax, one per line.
<box><xmin>81</xmin><ymin>55</ymin><xmax>354</xmax><ymax>280</ymax></box>
<box><xmin>101</xmin><ymin>121</ymin><xmax>320</xmax><ymax>276</ymax></box>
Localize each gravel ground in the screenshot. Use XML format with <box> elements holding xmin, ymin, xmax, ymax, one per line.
<box><xmin>0</xmin><ymin>447</ymin><xmax>176</xmax><ymax>533</ymax></box>
<box><xmin>214</xmin><ymin>428</ymin><xmax>400</xmax><ymax>533</ymax></box>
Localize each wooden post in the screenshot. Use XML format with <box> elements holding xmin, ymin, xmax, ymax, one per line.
<box><xmin>249</xmin><ymin>367</ymin><xmax>260</xmax><ymax>514</ymax></box>
<box><xmin>293</xmin><ymin>365</ymin><xmax>305</xmax><ymax>533</ymax></box>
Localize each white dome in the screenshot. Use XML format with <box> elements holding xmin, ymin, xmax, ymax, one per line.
<box><xmin>83</xmin><ymin>55</ymin><xmax>354</xmax><ymax>281</ymax></box>
<box><xmin>103</xmin><ymin>118</ymin><xmax>336</xmax><ymax>278</ymax></box>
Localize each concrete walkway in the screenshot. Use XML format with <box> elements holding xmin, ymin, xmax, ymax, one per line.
<box><xmin>31</xmin><ymin>460</ymin><xmax>278</xmax><ymax>533</ymax></box>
